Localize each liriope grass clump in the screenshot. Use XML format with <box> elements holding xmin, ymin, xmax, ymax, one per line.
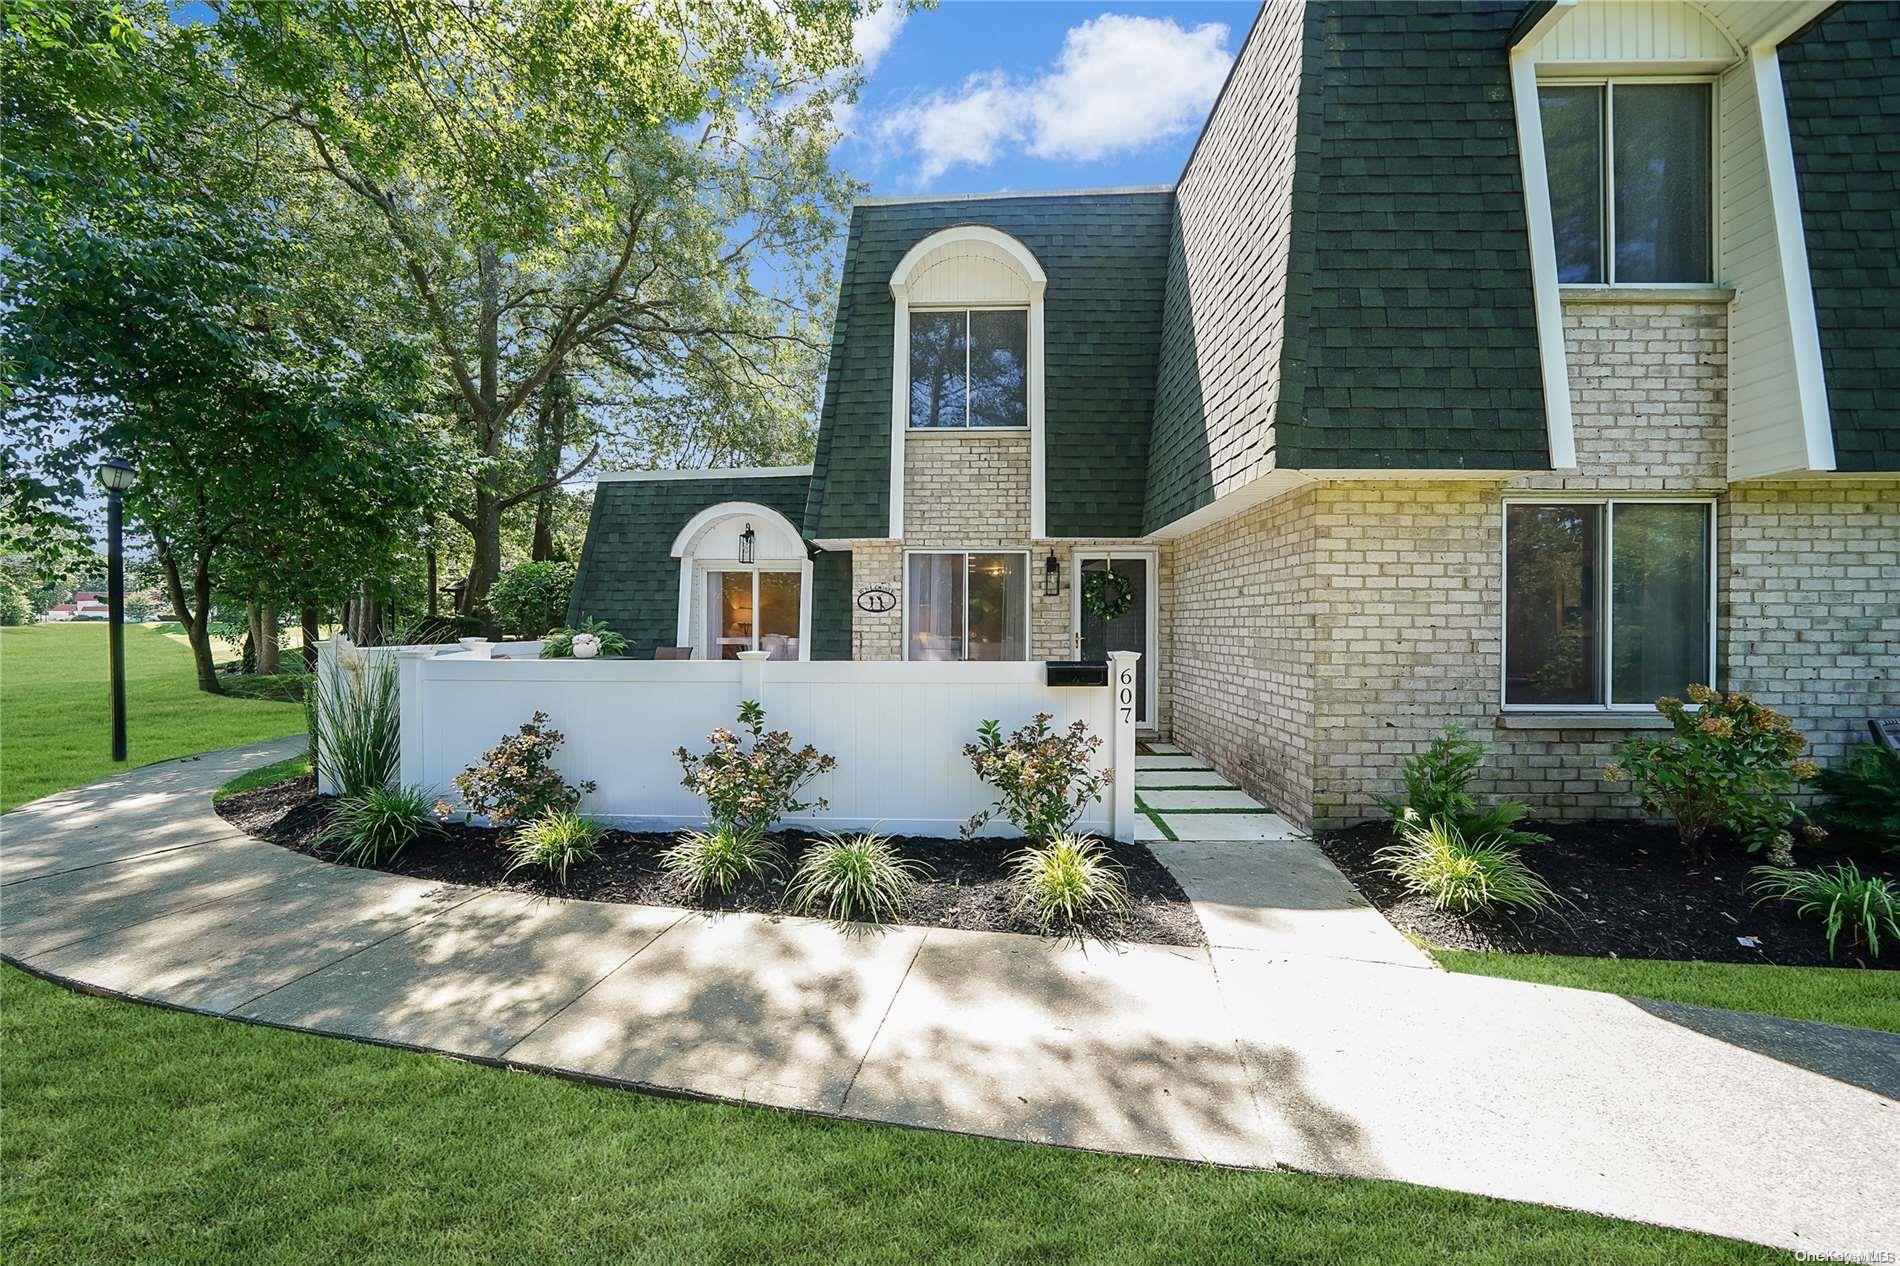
<box><xmin>663</xmin><ymin>823</ymin><xmax>781</xmax><ymax>901</ymax></box>
<box><xmin>1010</xmin><ymin>833</ymin><xmax>1130</xmax><ymax>933</ymax></box>
<box><xmin>785</xmin><ymin>832</ymin><xmax>929</xmax><ymax>924</ymax></box>
<box><xmin>317</xmin><ymin>784</ymin><xmax>435</xmax><ymax>867</ymax></box>
<box><xmin>506</xmin><ymin>810</ymin><xmax>605</xmax><ymax>883</ymax></box>
<box><xmin>1375</xmin><ymin>816</ymin><xmax>1559</xmax><ymax>916</ymax></box>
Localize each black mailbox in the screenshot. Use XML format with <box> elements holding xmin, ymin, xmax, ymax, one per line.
<box><xmin>1045</xmin><ymin>660</ymin><xmax>1109</xmax><ymax>687</ymax></box>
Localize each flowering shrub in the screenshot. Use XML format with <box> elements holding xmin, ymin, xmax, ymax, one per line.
<box><xmin>963</xmin><ymin>713</ymin><xmax>1108</xmax><ymax>841</ymax></box>
<box><xmin>675</xmin><ymin>700</ymin><xmax>835</xmax><ymax>833</ymax></box>
<box><xmin>1604</xmin><ymin>685</ymin><xmax>1821</xmax><ymax>860</ymax></box>
<box><xmin>441</xmin><ymin>711</ymin><xmax>596</xmax><ymax>829</ymax></box>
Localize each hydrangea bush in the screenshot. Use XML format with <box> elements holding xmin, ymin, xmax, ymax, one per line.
<box><xmin>675</xmin><ymin>700</ymin><xmax>835</xmax><ymax>833</ymax></box>
<box><xmin>963</xmin><ymin>713</ymin><xmax>1108</xmax><ymax>841</ymax></box>
<box><xmin>441</xmin><ymin>711</ymin><xmax>596</xmax><ymax>829</ymax></box>
<box><xmin>1604</xmin><ymin>685</ymin><xmax>1821</xmax><ymax>862</ymax></box>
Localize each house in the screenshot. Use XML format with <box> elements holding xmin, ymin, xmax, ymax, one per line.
<box><xmin>569</xmin><ymin>0</ymin><xmax>1898</xmax><ymax>829</ymax></box>
<box><xmin>43</xmin><ymin>592</ymin><xmax>111</xmax><ymax>621</ymax></box>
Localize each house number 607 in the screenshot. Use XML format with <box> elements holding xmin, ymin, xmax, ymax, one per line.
<box><xmin>1118</xmin><ymin>666</ymin><xmax>1135</xmax><ymax>724</ymax></box>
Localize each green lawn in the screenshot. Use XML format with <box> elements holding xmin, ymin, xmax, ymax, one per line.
<box><xmin>0</xmin><ymin>967</ymin><xmax>1776</xmax><ymax>1266</ymax></box>
<box><xmin>0</xmin><ymin>623</ymin><xmax>305</xmax><ymax>813</ymax></box>
<box><xmin>1433</xmin><ymin>948</ymin><xmax>1900</xmax><ymax>1035</ymax></box>
<box><xmin>212</xmin><ymin>753</ymin><xmax>312</xmax><ymax>802</ymax></box>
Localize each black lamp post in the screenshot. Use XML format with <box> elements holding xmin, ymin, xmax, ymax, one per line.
<box><xmin>98</xmin><ymin>456</ymin><xmax>136</xmax><ymax>762</ymax></box>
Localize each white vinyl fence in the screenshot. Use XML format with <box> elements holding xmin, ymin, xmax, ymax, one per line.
<box><xmin>321</xmin><ymin>640</ymin><xmax>1141</xmax><ymax>841</ymax></box>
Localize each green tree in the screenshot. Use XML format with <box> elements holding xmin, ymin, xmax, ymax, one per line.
<box><xmin>2</xmin><ymin>2</ymin><xmax>442</xmax><ymax>690</ymax></box>
<box><xmin>210</xmin><ymin>0</ymin><xmax>872</xmax><ymax>610</ymax></box>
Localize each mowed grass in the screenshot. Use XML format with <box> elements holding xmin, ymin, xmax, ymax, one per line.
<box><xmin>212</xmin><ymin>754</ymin><xmax>311</xmax><ymax>802</ymax></box>
<box><xmin>0</xmin><ymin>967</ymin><xmax>1777</xmax><ymax>1266</ymax></box>
<box><xmin>0</xmin><ymin>623</ymin><xmax>304</xmax><ymax>812</ymax></box>
<box><xmin>1433</xmin><ymin>948</ymin><xmax>1900</xmax><ymax>1035</ymax></box>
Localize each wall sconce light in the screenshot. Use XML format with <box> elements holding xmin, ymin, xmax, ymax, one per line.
<box><xmin>738</xmin><ymin>524</ymin><xmax>755</xmax><ymax>565</ymax></box>
<box><xmin>1043</xmin><ymin>550</ymin><xmax>1060</xmax><ymax>598</ymax></box>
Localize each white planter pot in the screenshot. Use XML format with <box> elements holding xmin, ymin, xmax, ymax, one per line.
<box><xmin>571</xmin><ymin>634</ymin><xmax>601</xmax><ymax>660</ymax></box>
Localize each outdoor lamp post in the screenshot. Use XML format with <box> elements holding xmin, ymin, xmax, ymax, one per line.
<box><xmin>97</xmin><ymin>455</ymin><xmax>136</xmax><ymax>762</ymax></box>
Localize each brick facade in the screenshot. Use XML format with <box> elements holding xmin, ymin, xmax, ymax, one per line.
<box><xmin>1164</xmin><ymin>297</ymin><xmax>1900</xmax><ymax>828</ymax></box>
<box><xmin>846</xmin><ymin>429</ymin><xmax>1174</xmax><ymax>730</ymax></box>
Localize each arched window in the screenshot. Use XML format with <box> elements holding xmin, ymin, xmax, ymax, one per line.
<box><xmin>888</xmin><ymin>225</ymin><xmax>1048</xmax><ymax>538</ymax></box>
<box><xmin>671</xmin><ymin>502</ymin><xmax>811</xmax><ymax>660</ymax></box>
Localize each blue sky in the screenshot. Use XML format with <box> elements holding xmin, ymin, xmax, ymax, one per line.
<box><xmin>838</xmin><ymin>1</ymin><xmax>1252</xmax><ymax>196</ymax></box>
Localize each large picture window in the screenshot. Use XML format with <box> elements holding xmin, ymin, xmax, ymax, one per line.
<box><xmin>905</xmin><ymin>551</ymin><xmax>1028</xmax><ymax>661</ymax></box>
<box><xmin>909</xmin><ymin>308</ymin><xmax>1028</xmax><ymax>428</ymax></box>
<box><xmin>1538</xmin><ymin>81</ymin><xmax>1712</xmax><ymax>285</ymax></box>
<box><xmin>1504</xmin><ymin>501</ymin><xmax>1713</xmax><ymax>708</ymax></box>
<box><xmin>706</xmin><ymin>569</ymin><xmax>802</xmax><ymax>661</ymax></box>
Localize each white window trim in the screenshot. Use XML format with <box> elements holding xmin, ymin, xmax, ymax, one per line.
<box><xmin>669</xmin><ymin>500</ymin><xmax>812</xmax><ymax>661</ymax></box>
<box><xmin>1536</xmin><ymin>75</ymin><xmax>1721</xmax><ymax>288</ymax></box>
<box><xmin>889</xmin><ymin>225</ymin><xmax>1047</xmax><ymax>540</ymax></box>
<box><xmin>900</xmin><ymin>548</ymin><xmax>1032</xmax><ymax>664</ymax></box>
<box><xmin>698</xmin><ymin>566</ymin><xmax>812</xmax><ymax>661</ymax></box>
<box><xmin>904</xmin><ymin>304</ymin><xmax>1030</xmax><ymax>433</ymax></box>
<box><xmin>1499</xmin><ymin>495</ymin><xmax>1718</xmax><ymax>712</ymax></box>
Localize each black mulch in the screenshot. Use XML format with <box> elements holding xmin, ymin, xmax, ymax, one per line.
<box><xmin>1320</xmin><ymin>819</ymin><xmax>1898</xmax><ymax>971</ymax></box>
<box><xmin>216</xmin><ymin>776</ymin><xmax>1204</xmax><ymax>947</ymax></box>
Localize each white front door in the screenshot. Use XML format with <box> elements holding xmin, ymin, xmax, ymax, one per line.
<box><xmin>1071</xmin><ymin>550</ymin><xmax>1158</xmax><ymax>729</ymax></box>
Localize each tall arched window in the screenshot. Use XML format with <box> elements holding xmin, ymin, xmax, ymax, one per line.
<box><xmin>887</xmin><ymin>225</ymin><xmax>1047</xmax><ymax>537</ymax></box>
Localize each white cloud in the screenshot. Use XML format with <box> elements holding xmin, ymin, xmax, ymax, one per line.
<box><xmin>1028</xmin><ymin>15</ymin><xmax>1232</xmax><ymax>162</ymax></box>
<box><xmin>878</xmin><ymin>71</ymin><xmax>1031</xmax><ymax>183</ymax></box>
<box><xmin>852</xmin><ymin>2</ymin><xmax>908</xmax><ymax>77</ymax></box>
<box><xmin>870</xmin><ymin>13</ymin><xmax>1232</xmax><ymax>186</ymax></box>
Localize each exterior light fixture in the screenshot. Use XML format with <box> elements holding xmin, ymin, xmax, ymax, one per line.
<box><xmin>1043</xmin><ymin>550</ymin><xmax>1060</xmax><ymax>598</ymax></box>
<box><xmin>96</xmin><ymin>455</ymin><xmax>137</xmax><ymax>761</ymax></box>
<box><xmin>738</xmin><ymin>524</ymin><xmax>756</xmax><ymax>565</ymax></box>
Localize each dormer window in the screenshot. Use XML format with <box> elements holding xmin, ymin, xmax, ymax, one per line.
<box><xmin>1538</xmin><ymin>81</ymin><xmax>1712</xmax><ymax>284</ymax></box>
<box><xmin>909</xmin><ymin>308</ymin><xmax>1028</xmax><ymax>429</ymax></box>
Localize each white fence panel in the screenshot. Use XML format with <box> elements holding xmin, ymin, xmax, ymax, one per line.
<box><xmin>387</xmin><ymin>649</ymin><xmax>1140</xmax><ymax>840</ymax></box>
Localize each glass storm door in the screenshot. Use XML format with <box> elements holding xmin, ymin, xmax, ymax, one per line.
<box><xmin>1073</xmin><ymin>552</ymin><xmax>1154</xmax><ymax>727</ymax></box>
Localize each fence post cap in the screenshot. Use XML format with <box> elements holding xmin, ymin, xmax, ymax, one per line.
<box><xmin>1107</xmin><ymin>650</ymin><xmax>1142</xmax><ymax>664</ymax></box>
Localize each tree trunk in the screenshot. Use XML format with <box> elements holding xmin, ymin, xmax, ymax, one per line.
<box><xmin>426</xmin><ymin>518</ymin><xmax>439</xmax><ymax>618</ymax></box>
<box><xmin>531</xmin><ymin>494</ymin><xmax>555</xmax><ymax>562</ymax></box>
<box><xmin>256</xmin><ymin>602</ymin><xmax>280</xmax><ymax>675</ymax></box>
<box><xmin>157</xmin><ymin>548</ymin><xmax>223</xmax><ymax>695</ymax></box>
<box><xmin>246</xmin><ymin>601</ymin><xmax>263</xmax><ymax>674</ymax></box>
<box><xmin>463</xmin><ymin>488</ymin><xmax>501</xmax><ymax>614</ymax></box>
<box><xmin>301</xmin><ymin>604</ymin><xmax>319</xmax><ymax>672</ymax></box>
<box><xmin>458</xmin><ymin>243</ymin><xmax>506</xmax><ymax>613</ymax></box>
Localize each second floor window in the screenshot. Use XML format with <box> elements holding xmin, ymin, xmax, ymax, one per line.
<box><xmin>909</xmin><ymin>308</ymin><xmax>1028</xmax><ymax>428</ymax></box>
<box><xmin>1539</xmin><ymin>81</ymin><xmax>1712</xmax><ymax>285</ymax></box>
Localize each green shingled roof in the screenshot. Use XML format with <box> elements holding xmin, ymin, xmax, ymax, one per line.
<box><xmin>1779</xmin><ymin>4</ymin><xmax>1900</xmax><ymax>473</ymax></box>
<box><xmin>804</xmin><ymin>192</ymin><xmax>1174</xmax><ymax>540</ymax></box>
<box><xmin>567</xmin><ymin>473</ymin><xmax>852</xmax><ymax>660</ymax></box>
<box><xmin>1275</xmin><ymin>1</ymin><xmax>1547</xmax><ymax>472</ymax></box>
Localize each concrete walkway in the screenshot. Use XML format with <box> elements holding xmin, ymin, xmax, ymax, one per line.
<box><xmin>4</xmin><ymin>740</ymin><xmax>1897</xmax><ymax>1258</ymax></box>
<box><xmin>1134</xmin><ymin>744</ymin><xmax>1300</xmax><ymax>842</ymax></box>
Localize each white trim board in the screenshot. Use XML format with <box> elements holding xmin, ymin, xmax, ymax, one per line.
<box><xmin>596</xmin><ymin>466</ymin><xmax>812</xmax><ymax>483</ymax></box>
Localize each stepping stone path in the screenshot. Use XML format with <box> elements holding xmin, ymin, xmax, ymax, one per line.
<box><xmin>1133</xmin><ymin>744</ymin><xmax>1298</xmax><ymax>842</ymax></box>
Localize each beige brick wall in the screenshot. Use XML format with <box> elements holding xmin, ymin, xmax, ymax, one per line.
<box><xmin>1167</xmin><ymin>299</ymin><xmax>1896</xmax><ymax>828</ymax></box>
<box><xmin>1723</xmin><ymin>479</ymin><xmax>1900</xmax><ymax>771</ymax></box>
<box><xmin>846</xmin><ymin>431</ymin><xmax>1173</xmax><ymax>729</ymax></box>
<box><xmin>1165</xmin><ymin>486</ymin><xmax>1318</xmax><ymax>820</ymax></box>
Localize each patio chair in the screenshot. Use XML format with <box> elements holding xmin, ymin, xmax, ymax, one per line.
<box><xmin>654</xmin><ymin>646</ymin><xmax>694</xmax><ymax>660</ymax></box>
<box><xmin>1870</xmin><ymin>718</ymin><xmax>1900</xmax><ymax>752</ymax></box>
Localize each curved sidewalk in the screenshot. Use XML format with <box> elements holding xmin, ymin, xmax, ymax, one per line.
<box><xmin>3</xmin><ymin>740</ymin><xmax>1896</xmax><ymax>1258</ymax></box>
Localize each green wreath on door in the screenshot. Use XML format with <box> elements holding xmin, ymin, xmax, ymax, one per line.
<box><xmin>1081</xmin><ymin>568</ymin><xmax>1135</xmax><ymax>622</ymax></box>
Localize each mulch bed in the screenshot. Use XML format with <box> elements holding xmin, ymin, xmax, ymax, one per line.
<box><xmin>216</xmin><ymin>776</ymin><xmax>1204</xmax><ymax>947</ymax></box>
<box><xmin>1320</xmin><ymin>819</ymin><xmax>1898</xmax><ymax>970</ymax></box>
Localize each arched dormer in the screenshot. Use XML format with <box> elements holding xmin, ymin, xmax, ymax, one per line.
<box><xmin>887</xmin><ymin>225</ymin><xmax>1048</xmax><ymax>538</ymax></box>
<box><xmin>671</xmin><ymin>501</ymin><xmax>812</xmax><ymax>660</ymax></box>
